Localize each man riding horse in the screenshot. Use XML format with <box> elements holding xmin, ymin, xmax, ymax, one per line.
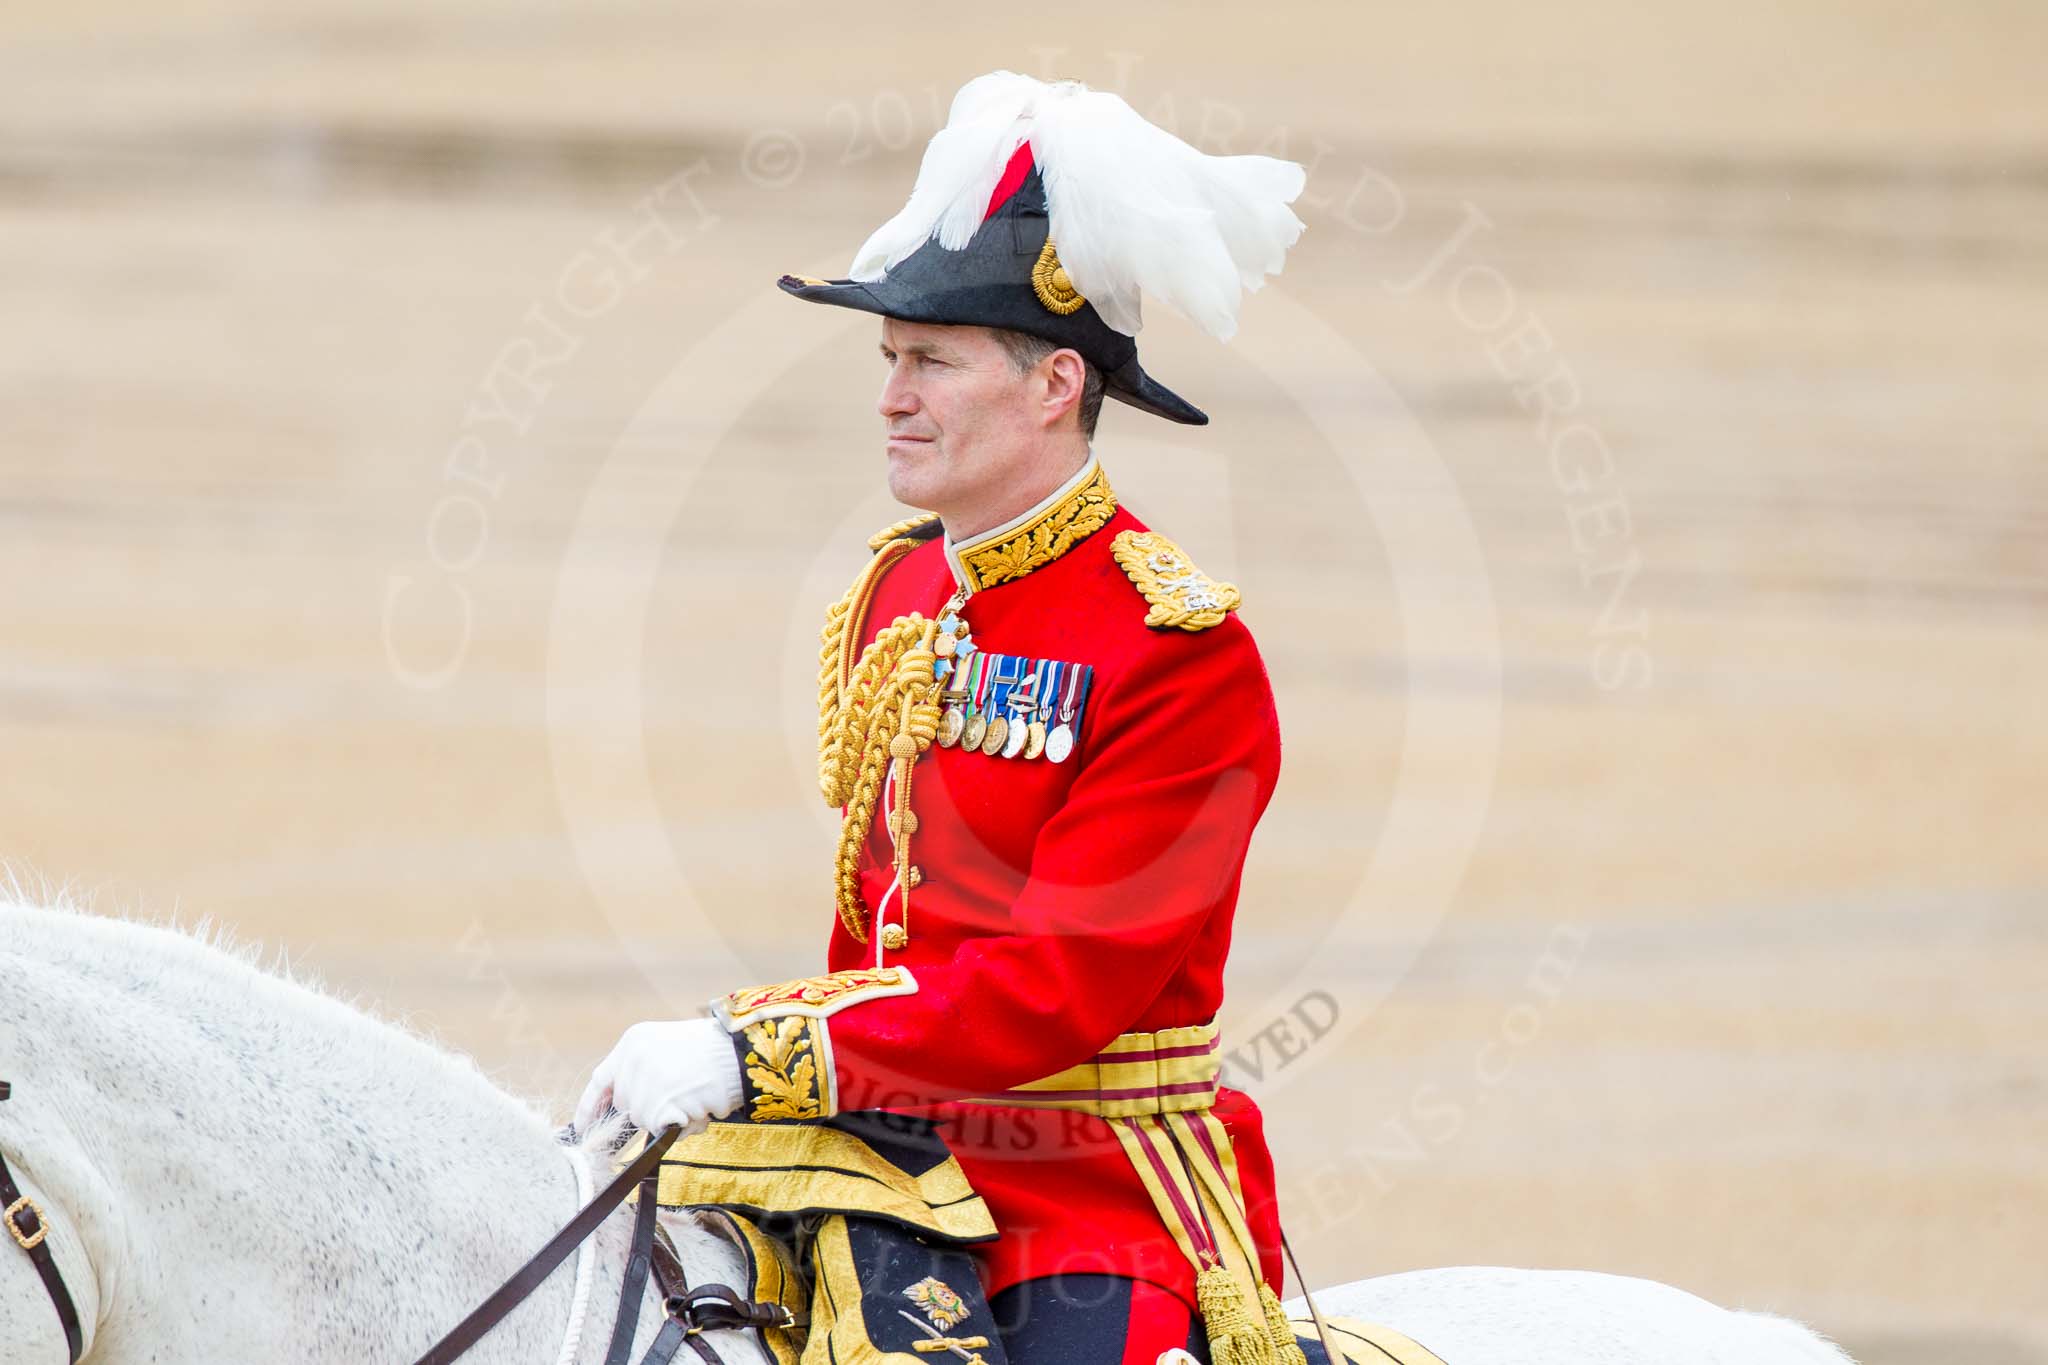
<box><xmin>577</xmin><ymin>69</ymin><xmax>1309</xmax><ymax>1363</ymax></box>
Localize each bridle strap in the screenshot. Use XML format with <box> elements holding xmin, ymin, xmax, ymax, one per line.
<box><xmin>600</xmin><ymin>1161</ymin><xmax>663</xmax><ymax>1365</ymax></box>
<box><xmin>667</xmin><ymin>1284</ymin><xmax>794</xmax><ymax>1334</ymax></box>
<box><xmin>642</xmin><ymin>1219</ymin><xmax>801</xmax><ymax>1365</ymax></box>
<box><xmin>412</xmin><ymin>1121</ymin><xmax>790</xmax><ymax>1365</ymax></box>
<box><xmin>648</xmin><ymin>1231</ymin><xmax>715</xmax><ymax>1365</ymax></box>
<box><xmin>412</xmin><ymin>1124</ymin><xmax>682</xmax><ymax>1365</ymax></box>
<box><xmin>635</xmin><ymin>1316</ymin><xmax>698</xmax><ymax>1365</ymax></box>
<box><xmin>0</xmin><ymin>1081</ymin><xmax>86</xmax><ymax>1365</ymax></box>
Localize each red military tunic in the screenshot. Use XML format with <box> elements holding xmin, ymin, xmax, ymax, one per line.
<box><xmin>725</xmin><ymin>456</ymin><xmax>1286</xmax><ymax>1310</ymax></box>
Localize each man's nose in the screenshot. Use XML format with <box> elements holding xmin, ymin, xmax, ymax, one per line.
<box><xmin>877</xmin><ymin>364</ymin><xmax>918</xmax><ymax>420</ymax></box>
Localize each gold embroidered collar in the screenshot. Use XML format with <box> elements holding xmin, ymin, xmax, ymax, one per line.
<box><xmin>943</xmin><ymin>456</ymin><xmax>1118</xmax><ymax>594</ymax></box>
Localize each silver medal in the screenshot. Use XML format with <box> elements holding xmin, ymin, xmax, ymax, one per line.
<box><xmin>1045</xmin><ymin>723</ymin><xmax>1075</xmax><ymax>764</ymax></box>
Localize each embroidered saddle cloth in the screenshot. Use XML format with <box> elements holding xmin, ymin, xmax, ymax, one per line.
<box><xmin>617</xmin><ymin>1111</ymin><xmax>1009</xmax><ymax>1364</ymax></box>
<box><xmin>1285</xmin><ymin>1316</ymin><xmax>1450</xmax><ymax>1365</ymax></box>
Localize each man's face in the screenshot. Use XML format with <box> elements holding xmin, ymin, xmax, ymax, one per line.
<box><xmin>875</xmin><ymin>317</ymin><xmax>1041</xmax><ymax>513</ymax></box>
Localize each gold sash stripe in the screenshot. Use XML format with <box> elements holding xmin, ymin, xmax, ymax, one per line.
<box><xmin>1170</xmin><ymin>1110</ymin><xmax>1268</xmax><ymax>1298</ymax></box>
<box><xmin>1108</xmin><ymin>1112</ymin><xmax>1269</xmax><ymax>1318</ymax></box>
<box><xmin>968</xmin><ymin>1020</ymin><xmax>1307</xmax><ymax>1363</ymax></box>
<box><xmin>958</xmin><ymin>1020</ymin><xmax>1222</xmax><ymax>1118</ymax></box>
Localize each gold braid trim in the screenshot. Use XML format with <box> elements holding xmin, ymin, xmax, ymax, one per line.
<box><xmin>717</xmin><ymin>967</ymin><xmax>917</xmax><ymax>1028</ymax></box>
<box><xmin>820</xmin><ymin>616</ymin><xmax>913</xmax><ymax>807</ymax></box>
<box><xmin>812</xmin><ymin>525</ymin><xmax>966</xmax><ymax>944</ymax></box>
<box><xmin>817</xmin><ymin>538</ymin><xmax>920</xmax><ymax>810</ymax></box>
<box><xmin>815</xmin><ymin>522</ymin><xmax>963</xmax><ymax>944</ymax></box>
<box><xmin>866</xmin><ymin>512</ymin><xmax>941</xmax><ymax>552</ymax></box>
<box><xmin>822</xmin><ymin>615</ymin><xmax>942</xmax><ymax>942</ymax></box>
<box><xmin>1111</xmin><ymin>529</ymin><xmax>1242</xmax><ymax>631</ymax></box>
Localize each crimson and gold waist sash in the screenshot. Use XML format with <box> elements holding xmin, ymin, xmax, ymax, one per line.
<box><xmin>958</xmin><ymin>1020</ymin><xmax>1313</xmax><ymax>1362</ymax></box>
<box><xmin>958</xmin><ymin>1020</ymin><xmax>1221</xmax><ymax>1118</ymax></box>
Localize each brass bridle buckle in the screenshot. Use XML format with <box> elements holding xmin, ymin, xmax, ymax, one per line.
<box><xmin>5</xmin><ymin>1193</ymin><xmax>48</xmax><ymax>1251</ymax></box>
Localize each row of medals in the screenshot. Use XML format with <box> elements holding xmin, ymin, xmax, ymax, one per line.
<box><xmin>928</xmin><ymin>608</ymin><xmax>1081</xmax><ymax>763</ymax></box>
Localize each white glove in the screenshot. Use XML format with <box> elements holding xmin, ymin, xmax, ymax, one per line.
<box><xmin>572</xmin><ymin>1017</ymin><xmax>745</xmax><ymax>1137</ymax></box>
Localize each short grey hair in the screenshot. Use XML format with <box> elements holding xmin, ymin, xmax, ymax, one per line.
<box><xmin>988</xmin><ymin>328</ymin><xmax>1105</xmax><ymax>439</ymax></box>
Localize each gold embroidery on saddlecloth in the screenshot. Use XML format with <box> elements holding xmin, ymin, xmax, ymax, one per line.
<box><xmin>694</xmin><ymin>1207</ymin><xmax>807</xmax><ymax>1364</ymax></box>
<box><xmin>1288</xmin><ymin>1317</ymin><xmax>1451</xmax><ymax>1365</ymax></box>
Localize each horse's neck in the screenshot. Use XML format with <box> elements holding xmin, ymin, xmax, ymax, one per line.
<box><xmin>0</xmin><ymin>905</ymin><xmax>743</xmax><ymax>1364</ymax></box>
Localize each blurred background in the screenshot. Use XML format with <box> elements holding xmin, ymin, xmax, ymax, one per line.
<box><xmin>3</xmin><ymin>1</ymin><xmax>2043</xmax><ymax>1359</ymax></box>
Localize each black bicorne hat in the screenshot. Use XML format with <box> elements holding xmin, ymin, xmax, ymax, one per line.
<box><xmin>778</xmin><ymin>145</ymin><xmax>1208</xmax><ymax>425</ymax></box>
<box><xmin>777</xmin><ymin>71</ymin><xmax>1307</xmax><ymax>430</ymax></box>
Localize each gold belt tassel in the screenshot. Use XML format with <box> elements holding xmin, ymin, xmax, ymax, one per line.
<box><xmin>956</xmin><ymin>1023</ymin><xmax>1318</xmax><ymax>1361</ymax></box>
<box><xmin>1198</xmin><ymin>1261</ymin><xmax>1282</xmax><ymax>1365</ymax></box>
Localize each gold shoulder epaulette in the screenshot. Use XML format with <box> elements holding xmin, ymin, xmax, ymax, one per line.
<box><xmin>866</xmin><ymin>512</ymin><xmax>942</xmax><ymax>552</ymax></box>
<box><xmin>1111</xmin><ymin>529</ymin><xmax>1241</xmax><ymax>632</ymax></box>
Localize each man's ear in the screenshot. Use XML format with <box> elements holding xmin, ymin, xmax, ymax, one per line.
<box><xmin>1043</xmin><ymin>348</ymin><xmax>1088</xmax><ymax>429</ymax></box>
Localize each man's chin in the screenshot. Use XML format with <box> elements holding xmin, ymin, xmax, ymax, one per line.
<box><xmin>885</xmin><ymin>447</ymin><xmax>944</xmax><ymax>509</ymax></box>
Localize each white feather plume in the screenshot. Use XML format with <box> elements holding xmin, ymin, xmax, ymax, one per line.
<box><xmin>849</xmin><ymin>71</ymin><xmax>1307</xmax><ymax>342</ymax></box>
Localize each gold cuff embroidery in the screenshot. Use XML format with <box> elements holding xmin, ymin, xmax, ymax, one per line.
<box><xmin>1111</xmin><ymin>529</ymin><xmax>1241</xmax><ymax>631</ymax></box>
<box><xmin>739</xmin><ymin>1016</ymin><xmax>829</xmax><ymax>1122</ymax></box>
<box><xmin>717</xmin><ymin>966</ymin><xmax>918</xmax><ymax>1029</ymax></box>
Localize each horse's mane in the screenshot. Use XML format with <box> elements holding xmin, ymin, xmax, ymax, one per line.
<box><xmin>3</xmin><ymin>862</ymin><xmax>373</xmax><ymax>1015</ymax></box>
<box><xmin>0</xmin><ymin>863</ymin><xmax>632</xmax><ymax>1156</ymax></box>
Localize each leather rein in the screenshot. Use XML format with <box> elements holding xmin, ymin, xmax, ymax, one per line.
<box><xmin>0</xmin><ymin>1094</ymin><xmax>793</xmax><ymax>1365</ymax></box>
<box><xmin>410</xmin><ymin>1122</ymin><xmax>799</xmax><ymax>1365</ymax></box>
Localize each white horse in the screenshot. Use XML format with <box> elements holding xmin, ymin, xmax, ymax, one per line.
<box><xmin>0</xmin><ymin>895</ymin><xmax>1858</xmax><ymax>1364</ymax></box>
